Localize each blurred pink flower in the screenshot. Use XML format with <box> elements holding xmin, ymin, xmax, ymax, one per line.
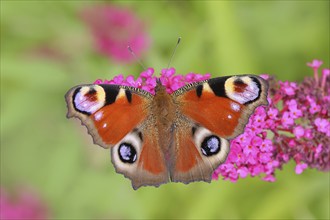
<box><xmin>307</xmin><ymin>59</ymin><xmax>323</xmax><ymax>69</ymax></box>
<box><xmin>81</xmin><ymin>4</ymin><xmax>150</xmax><ymax>63</ymax></box>
<box><xmin>0</xmin><ymin>187</ymin><xmax>49</xmax><ymax>219</ymax></box>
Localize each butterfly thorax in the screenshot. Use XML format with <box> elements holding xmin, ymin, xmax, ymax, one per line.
<box><xmin>151</xmin><ymin>83</ymin><xmax>177</xmax><ymax>153</ymax></box>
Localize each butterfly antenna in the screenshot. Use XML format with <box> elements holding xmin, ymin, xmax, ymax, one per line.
<box><xmin>167</xmin><ymin>37</ymin><xmax>181</xmax><ymax>69</ymax></box>
<box><xmin>127</xmin><ymin>45</ymin><xmax>147</xmax><ymax>70</ymax></box>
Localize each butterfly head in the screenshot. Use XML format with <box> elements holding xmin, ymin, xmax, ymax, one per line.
<box><xmin>155</xmin><ymin>79</ymin><xmax>167</xmax><ymax>95</ymax></box>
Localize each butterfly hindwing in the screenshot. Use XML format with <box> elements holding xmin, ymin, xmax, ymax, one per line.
<box><xmin>170</xmin><ymin>120</ymin><xmax>230</xmax><ymax>183</ymax></box>
<box><xmin>110</xmin><ymin>122</ymin><xmax>168</xmax><ymax>189</ymax></box>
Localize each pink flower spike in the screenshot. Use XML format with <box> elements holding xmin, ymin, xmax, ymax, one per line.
<box><xmin>295</xmin><ymin>163</ymin><xmax>308</xmax><ymax>174</ymax></box>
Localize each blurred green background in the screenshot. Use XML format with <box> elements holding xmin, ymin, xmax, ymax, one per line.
<box><xmin>1</xmin><ymin>1</ymin><xmax>329</xmax><ymax>219</ymax></box>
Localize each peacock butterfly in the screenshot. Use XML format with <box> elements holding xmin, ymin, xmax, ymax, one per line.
<box><xmin>65</xmin><ymin>73</ymin><xmax>268</xmax><ymax>189</ymax></box>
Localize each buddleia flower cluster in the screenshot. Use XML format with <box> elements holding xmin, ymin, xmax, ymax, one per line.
<box><xmin>94</xmin><ymin>59</ymin><xmax>329</xmax><ymax>182</ymax></box>
<box><xmin>214</xmin><ymin>60</ymin><xmax>329</xmax><ymax>182</ymax></box>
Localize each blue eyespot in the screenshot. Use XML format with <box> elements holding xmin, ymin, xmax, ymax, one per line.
<box><xmin>118</xmin><ymin>143</ymin><xmax>137</xmax><ymax>163</ymax></box>
<box><xmin>201</xmin><ymin>136</ymin><xmax>221</xmax><ymax>156</ymax></box>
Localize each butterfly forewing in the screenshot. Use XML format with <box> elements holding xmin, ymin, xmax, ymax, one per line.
<box><xmin>174</xmin><ymin>75</ymin><xmax>268</xmax><ymax>139</ymax></box>
<box><xmin>66</xmin><ymin>84</ymin><xmax>151</xmax><ymax>147</ymax></box>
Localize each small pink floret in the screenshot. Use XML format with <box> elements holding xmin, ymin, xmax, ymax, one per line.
<box><xmin>293</xmin><ymin>126</ymin><xmax>305</xmax><ymax>139</ymax></box>
<box><xmin>314</xmin><ymin>118</ymin><xmax>330</xmax><ymax>135</ymax></box>
<box><xmin>307</xmin><ymin>59</ymin><xmax>323</xmax><ymax>69</ymax></box>
<box><xmin>295</xmin><ymin>163</ymin><xmax>308</xmax><ymax>174</ymax></box>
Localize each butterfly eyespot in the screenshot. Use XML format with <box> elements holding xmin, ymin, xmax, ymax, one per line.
<box><xmin>118</xmin><ymin>143</ymin><xmax>137</xmax><ymax>163</ymax></box>
<box><xmin>72</xmin><ymin>85</ymin><xmax>106</xmax><ymax>115</ymax></box>
<box><xmin>201</xmin><ymin>135</ymin><xmax>221</xmax><ymax>156</ymax></box>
